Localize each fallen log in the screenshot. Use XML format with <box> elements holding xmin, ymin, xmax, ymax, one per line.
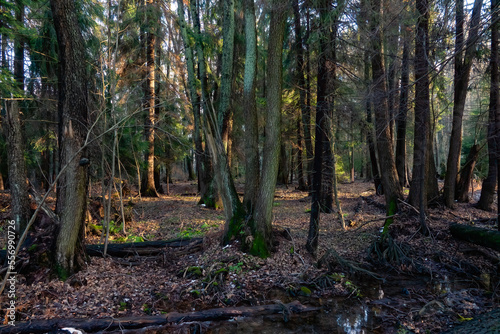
<box><xmin>0</xmin><ymin>301</ymin><xmax>320</xmax><ymax>333</ymax></box>
<box><xmin>0</xmin><ymin>238</ymin><xmax>203</xmax><ymax>263</ymax></box>
<box><xmin>450</xmin><ymin>223</ymin><xmax>500</xmax><ymax>252</ymax></box>
<box><xmin>86</xmin><ymin>237</ymin><xmax>203</xmax><ymax>257</ymax></box>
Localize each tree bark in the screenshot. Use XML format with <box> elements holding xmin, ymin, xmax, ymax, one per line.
<box><xmin>478</xmin><ymin>0</ymin><xmax>500</xmax><ymax>211</ymax></box>
<box><xmin>206</xmin><ymin>0</ymin><xmax>246</xmax><ymax>243</ymax></box>
<box><xmin>443</xmin><ymin>0</ymin><xmax>483</xmax><ymax>207</ymax></box>
<box><xmin>409</xmin><ymin>0</ymin><xmax>430</xmax><ymax>233</ymax></box>
<box><xmin>360</xmin><ymin>0</ymin><xmax>381</xmax><ymax>193</ymax></box>
<box><xmin>319</xmin><ymin>0</ymin><xmax>343</xmax><ymax>214</ymax></box>
<box><xmin>303</xmin><ymin>7</ymin><xmax>314</xmax><ymax>188</ymax></box>
<box><xmin>177</xmin><ymin>0</ymin><xmax>221</xmax><ymax>208</ymax></box>
<box><xmin>242</xmin><ymin>0</ymin><xmax>260</xmax><ymax>211</ymax></box>
<box><xmin>395</xmin><ymin>28</ymin><xmax>410</xmax><ymax>188</ymax></box>
<box><xmin>50</xmin><ymin>0</ymin><xmax>90</xmax><ymax>277</ymax></box>
<box><xmin>141</xmin><ymin>0</ymin><xmax>158</xmax><ymax>197</ymax></box>
<box><xmin>292</xmin><ymin>0</ymin><xmax>308</xmax><ymax>191</ymax></box>
<box><xmin>2</xmin><ymin>101</ymin><xmax>31</xmax><ymax>236</ymax></box>
<box><xmin>251</xmin><ymin>0</ymin><xmax>286</xmax><ymax>257</ymax></box>
<box><xmin>369</xmin><ymin>0</ymin><xmax>403</xmax><ymax>221</ymax></box>
<box><xmin>307</xmin><ymin>0</ymin><xmax>335</xmax><ymax>255</ymax></box>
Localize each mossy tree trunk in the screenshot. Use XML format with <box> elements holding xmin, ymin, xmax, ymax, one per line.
<box><xmin>50</xmin><ymin>0</ymin><xmax>90</xmax><ymax>277</ymax></box>
<box><xmin>249</xmin><ymin>0</ymin><xmax>287</xmax><ymax>257</ymax></box>
<box><xmin>450</xmin><ymin>223</ymin><xmax>500</xmax><ymax>252</ymax></box>
<box><xmin>207</xmin><ymin>0</ymin><xmax>246</xmax><ymax>242</ymax></box>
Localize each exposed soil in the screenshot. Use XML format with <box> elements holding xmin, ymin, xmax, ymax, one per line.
<box><xmin>1</xmin><ymin>180</ymin><xmax>499</xmax><ymax>333</ymax></box>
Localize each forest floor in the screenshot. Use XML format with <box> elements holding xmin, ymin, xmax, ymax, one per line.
<box><xmin>1</xmin><ymin>180</ymin><xmax>499</xmax><ymax>333</ymax></box>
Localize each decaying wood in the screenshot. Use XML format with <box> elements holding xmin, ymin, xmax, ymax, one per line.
<box><xmin>450</xmin><ymin>223</ymin><xmax>500</xmax><ymax>252</ymax></box>
<box><xmin>0</xmin><ymin>238</ymin><xmax>204</xmax><ymax>264</ymax></box>
<box><xmin>0</xmin><ymin>301</ymin><xmax>319</xmax><ymax>333</ymax></box>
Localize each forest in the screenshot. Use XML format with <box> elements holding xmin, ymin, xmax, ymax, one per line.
<box><xmin>0</xmin><ymin>0</ymin><xmax>500</xmax><ymax>332</ymax></box>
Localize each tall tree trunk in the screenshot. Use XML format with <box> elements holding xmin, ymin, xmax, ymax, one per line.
<box><xmin>154</xmin><ymin>31</ymin><xmax>164</xmax><ymax>194</ymax></box>
<box><xmin>395</xmin><ymin>29</ymin><xmax>409</xmax><ymax>188</ymax></box>
<box><xmin>369</xmin><ymin>0</ymin><xmax>403</xmax><ymax>220</ymax></box>
<box><xmin>304</xmin><ymin>7</ymin><xmax>313</xmax><ymax>189</ymax></box>
<box><xmin>2</xmin><ymin>101</ymin><xmax>31</xmax><ymax>236</ymax></box>
<box><xmin>178</xmin><ymin>0</ymin><xmax>220</xmax><ymax>208</ymax></box>
<box><xmin>14</xmin><ymin>0</ymin><xmax>24</xmax><ymax>89</ymax></box>
<box><xmin>409</xmin><ymin>0</ymin><xmax>430</xmax><ymax>233</ymax></box>
<box><xmin>50</xmin><ymin>0</ymin><xmax>90</xmax><ymax>277</ymax></box>
<box><xmin>443</xmin><ymin>0</ymin><xmax>483</xmax><ymax>207</ymax></box>
<box><xmin>242</xmin><ymin>0</ymin><xmax>259</xmax><ymax>210</ymax></box>
<box><xmin>142</xmin><ymin>0</ymin><xmax>158</xmax><ymax>197</ymax></box>
<box><xmin>292</xmin><ymin>0</ymin><xmax>308</xmax><ymax>191</ymax></box>
<box><xmin>307</xmin><ymin>0</ymin><xmax>336</xmax><ymax>255</ymax></box>
<box><xmin>360</xmin><ymin>0</ymin><xmax>381</xmax><ymax>193</ymax></box>
<box><xmin>319</xmin><ymin>0</ymin><xmax>343</xmax><ymax>214</ymax></box>
<box><xmin>478</xmin><ymin>0</ymin><xmax>500</xmax><ymax>211</ymax></box>
<box><xmin>207</xmin><ymin>0</ymin><xmax>246</xmax><ymax>243</ymax></box>
<box><xmin>251</xmin><ymin>0</ymin><xmax>286</xmax><ymax>257</ymax></box>
<box><xmin>4</xmin><ymin>0</ymin><xmax>30</xmax><ymax>236</ymax></box>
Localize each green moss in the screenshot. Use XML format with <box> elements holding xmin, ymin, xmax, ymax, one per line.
<box><xmin>89</xmin><ymin>224</ymin><xmax>102</xmax><ymax>233</ymax></box>
<box><xmin>119</xmin><ymin>302</ymin><xmax>127</xmax><ymax>311</ymax></box>
<box><xmin>249</xmin><ymin>232</ymin><xmax>270</xmax><ymax>258</ymax></box>
<box><xmin>300</xmin><ymin>286</ymin><xmax>312</xmax><ymax>296</ymax></box>
<box><xmin>182</xmin><ymin>266</ymin><xmax>203</xmax><ymax>277</ymax></box>
<box><xmin>223</xmin><ymin>208</ymin><xmax>246</xmax><ymax>244</ymax></box>
<box><xmin>28</xmin><ymin>244</ymin><xmax>38</xmax><ymax>252</ymax></box>
<box><xmin>215</xmin><ymin>268</ymin><xmax>229</xmax><ymax>275</ymax></box>
<box><xmin>142</xmin><ymin>303</ymin><xmax>151</xmax><ymax>314</ymax></box>
<box><xmin>55</xmin><ymin>264</ymin><xmax>69</xmax><ymax>281</ymax></box>
<box><xmin>382</xmin><ymin>197</ymin><xmax>398</xmax><ymax>236</ymax></box>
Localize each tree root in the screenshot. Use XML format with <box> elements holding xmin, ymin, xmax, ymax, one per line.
<box><xmin>368</xmin><ymin>234</ymin><xmax>409</xmax><ymax>265</ymax></box>
<box><xmin>318</xmin><ymin>248</ymin><xmax>385</xmax><ymax>281</ymax></box>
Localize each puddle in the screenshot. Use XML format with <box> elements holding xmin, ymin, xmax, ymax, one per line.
<box><xmin>205</xmin><ymin>299</ymin><xmax>378</xmax><ymax>333</ymax></box>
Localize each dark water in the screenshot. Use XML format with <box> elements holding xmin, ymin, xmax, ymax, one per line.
<box><xmin>194</xmin><ymin>274</ymin><xmax>496</xmax><ymax>333</ymax></box>
<box><xmin>205</xmin><ymin>300</ymin><xmax>376</xmax><ymax>333</ymax></box>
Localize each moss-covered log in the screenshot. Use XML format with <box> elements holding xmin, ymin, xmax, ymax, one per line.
<box><xmin>450</xmin><ymin>223</ymin><xmax>500</xmax><ymax>252</ymax></box>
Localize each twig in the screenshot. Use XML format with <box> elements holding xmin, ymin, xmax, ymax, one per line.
<box><xmin>341</xmin><ymin>215</ymin><xmax>396</xmax><ymax>234</ymax></box>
